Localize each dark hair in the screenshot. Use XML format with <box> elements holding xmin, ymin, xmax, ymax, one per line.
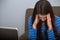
<box><xmin>32</xmin><ymin>0</ymin><xmax>59</xmax><ymax>40</ymax></box>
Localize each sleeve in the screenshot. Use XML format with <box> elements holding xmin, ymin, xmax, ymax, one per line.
<box><xmin>47</xmin><ymin>16</ymin><xmax>60</xmax><ymax>40</ymax></box>
<box><xmin>55</xmin><ymin>16</ymin><xmax>60</xmax><ymax>34</ymax></box>
<box><xmin>55</xmin><ymin>16</ymin><xmax>60</xmax><ymax>38</ymax></box>
<box><xmin>47</xmin><ymin>29</ymin><xmax>56</xmax><ymax>40</ymax></box>
<box><xmin>28</xmin><ymin>16</ymin><xmax>32</xmax><ymax>29</ymax></box>
<box><xmin>28</xmin><ymin>16</ymin><xmax>37</xmax><ymax>40</ymax></box>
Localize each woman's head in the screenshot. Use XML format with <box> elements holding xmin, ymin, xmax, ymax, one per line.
<box><xmin>34</xmin><ymin>0</ymin><xmax>53</xmax><ymax>14</ymax></box>
<box><xmin>32</xmin><ymin>0</ymin><xmax>54</xmax><ymax>24</ymax></box>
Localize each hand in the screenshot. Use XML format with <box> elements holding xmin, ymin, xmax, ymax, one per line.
<box><xmin>47</xmin><ymin>14</ymin><xmax>53</xmax><ymax>30</ymax></box>
<box><xmin>33</xmin><ymin>14</ymin><xmax>39</xmax><ymax>29</ymax></box>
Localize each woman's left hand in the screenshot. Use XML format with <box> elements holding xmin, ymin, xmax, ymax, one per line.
<box><xmin>47</xmin><ymin>14</ymin><xmax>53</xmax><ymax>30</ymax></box>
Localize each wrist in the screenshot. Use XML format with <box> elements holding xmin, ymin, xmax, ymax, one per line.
<box><xmin>33</xmin><ymin>22</ymin><xmax>38</xmax><ymax>26</ymax></box>
<box><xmin>48</xmin><ymin>23</ymin><xmax>53</xmax><ymax>30</ymax></box>
<box><xmin>33</xmin><ymin>23</ymin><xmax>37</xmax><ymax>29</ymax></box>
<box><xmin>48</xmin><ymin>26</ymin><xmax>52</xmax><ymax>30</ymax></box>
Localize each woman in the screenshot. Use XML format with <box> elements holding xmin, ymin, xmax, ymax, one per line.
<box><xmin>28</xmin><ymin>0</ymin><xmax>60</xmax><ymax>40</ymax></box>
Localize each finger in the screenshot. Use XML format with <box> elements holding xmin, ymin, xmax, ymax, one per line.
<box><xmin>36</xmin><ymin>14</ymin><xmax>39</xmax><ymax>19</ymax></box>
<box><xmin>47</xmin><ymin>14</ymin><xmax>51</xmax><ymax>21</ymax></box>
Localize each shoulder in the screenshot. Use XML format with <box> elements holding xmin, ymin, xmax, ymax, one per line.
<box><xmin>55</xmin><ymin>15</ymin><xmax>60</xmax><ymax>20</ymax></box>
<box><xmin>28</xmin><ymin>16</ymin><xmax>32</xmax><ymax>19</ymax></box>
<box><xmin>28</xmin><ymin>16</ymin><xmax>32</xmax><ymax>21</ymax></box>
<box><xmin>28</xmin><ymin>16</ymin><xmax>32</xmax><ymax>25</ymax></box>
<box><xmin>55</xmin><ymin>15</ymin><xmax>60</xmax><ymax>27</ymax></box>
<box><xmin>55</xmin><ymin>15</ymin><xmax>60</xmax><ymax>23</ymax></box>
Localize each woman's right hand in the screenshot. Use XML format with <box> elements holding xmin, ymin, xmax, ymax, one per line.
<box><xmin>33</xmin><ymin>14</ymin><xmax>39</xmax><ymax>29</ymax></box>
